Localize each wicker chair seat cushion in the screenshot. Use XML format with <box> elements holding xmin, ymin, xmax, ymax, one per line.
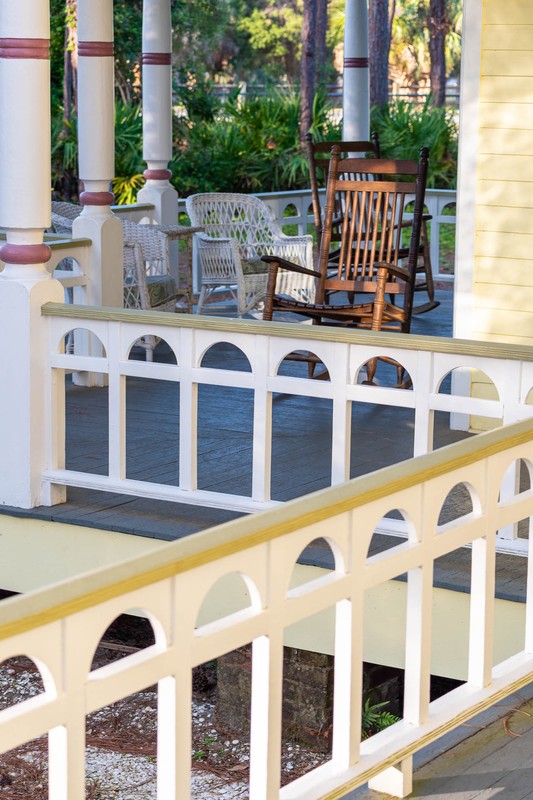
<box><xmin>147</xmin><ymin>274</ymin><xmax>177</xmax><ymax>307</ymax></box>
<box><xmin>124</xmin><ymin>274</ymin><xmax>177</xmax><ymax>308</ymax></box>
<box><xmin>241</xmin><ymin>257</ymin><xmax>269</xmax><ymax>275</ymax></box>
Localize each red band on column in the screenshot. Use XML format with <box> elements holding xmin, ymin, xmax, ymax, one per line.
<box><xmin>142</xmin><ymin>52</ymin><xmax>172</xmax><ymax>66</ymax></box>
<box><xmin>0</xmin><ymin>38</ymin><xmax>50</xmax><ymax>59</ymax></box>
<box><xmin>78</xmin><ymin>41</ymin><xmax>114</xmax><ymax>57</ymax></box>
<box><xmin>0</xmin><ymin>243</ymin><xmax>52</xmax><ymax>264</ymax></box>
<box><xmin>344</xmin><ymin>57</ymin><xmax>369</xmax><ymax>68</ymax></box>
<box><xmin>80</xmin><ymin>191</ymin><xmax>115</xmax><ymax>206</ymax></box>
<box><xmin>144</xmin><ymin>169</ymin><xmax>172</xmax><ymax>181</ymax></box>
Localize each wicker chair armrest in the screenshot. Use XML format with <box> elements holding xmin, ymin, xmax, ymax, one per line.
<box><xmin>261</xmin><ymin>254</ymin><xmax>321</xmax><ymax>278</ymax></box>
<box><xmin>195</xmin><ymin>232</ymin><xmax>233</xmax><ymax>246</ymax></box>
<box><xmin>271</xmin><ymin>233</ymin><xmax>314</xmax><ymax>246</ymax></box>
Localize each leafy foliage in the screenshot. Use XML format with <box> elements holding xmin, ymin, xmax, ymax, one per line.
<box><xmin>371</xmin><ymin>100</ymin><xmax>458</xmax><ymax>188</ymax></box>
<box><xmin>361</xmin><ymin>697</ymin><xmax>399</xmax><ymax>739</ymax></box>
<box><xmin>51</xmin><ymin>110</ymin><xmax>79</xmax><ymax>199</ymax></box>
<box><xmin>171</xmin><ymin>85</ymin><xmax>340</xmax><ymax>196</ymax></box>
<box><xmin>390</xmin><ymin>0</ymin><xmax>463</xmax><ymax>83</ymax></box>
<box><xmin>237</xmin><ymin>0</ymin><xmax>303</xmax><ymax>79</ymax></box>
<box><xmin>112</xmin><ymin>103</ymin><xmax>145</xmax><ymax>204</ymax></box>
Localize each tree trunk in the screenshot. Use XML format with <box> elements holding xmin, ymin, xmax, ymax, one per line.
<box><xmin>63</xmin><ymin>0</ymin><xmax>78</xmax><ymax>122</ymax></box>
<box><xmin>368</xmin><ymin>0</ymin><xmax>394</xmax><ymax>107</ymax></box>
<box><xmin>300</xmin><ymin>0</ymin><xmax>317</xmax><ymax>139</ymax></box>
<box><xmin>62</xmin><ymin>0</ymin><xmax>78</xmax><ymax>199</ymax></box>
<box><xmin>315</xmin><ymin>0</ymin><xmax>328</xmax><ymax>88</ymax></box>
<box><xmin>428</xmin><ymin>0</ymin><xmax>448</xmax><ymax>106</ymax></box>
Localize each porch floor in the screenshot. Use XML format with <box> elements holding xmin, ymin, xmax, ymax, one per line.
<box><xmin>349</xmin><ymin>688</ymin><xmax>533</xmax><ymax>800</ymax></box>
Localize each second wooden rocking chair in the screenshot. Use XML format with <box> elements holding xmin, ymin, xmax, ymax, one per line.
<box><xmin>305</xmin><ymin>133</ymin><xmax>438</xmax><ymax>314</ymax></box>
<box><xmin>262</xmin><ymin>146</ymin><xmax>429</xmax><ymax>386</ymax></box>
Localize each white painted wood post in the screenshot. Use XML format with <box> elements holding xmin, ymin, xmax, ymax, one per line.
<box><xmin>342</xmin><ymin>0</ymin><xmax>370</xmax><ymax>141</ymax></box>
<box><xmin>368</xmin><ymin>758</ymin><xmax>413</xmax><ymax>798</ymax></box>
<box><xmin>0</xmin><ymin>0</ymin><xmax>66</xmax><ymax>508</ymax></box>
<box><xmin>137</xmin><ymin>0</ymin><xmax>179</xmax><ymax>226</ymax></box>
<box><xmin>74</xmin><ymin>0</ymin><xmax>123</xmax><ymax>386</ymax></box>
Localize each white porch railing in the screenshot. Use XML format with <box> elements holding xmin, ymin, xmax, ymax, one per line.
<box><xmin>42</xmin><ymin>304</ymin><xmax>533</xmax><ymax>554</ymax></box>
<box><xmin>1</xmin><ymin>413</ymin><xmax>532</xmax><ymax>799</ymax></box>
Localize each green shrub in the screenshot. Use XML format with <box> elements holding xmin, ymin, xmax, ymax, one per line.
<box><xmin>170</xmin><ymin>85</ymin><xmax>340</xmax><ymax>195</ymax></box>
<box><xmin>51</xmin><ymin>92</ymin><xmax>458</xmax><ymax>204</ymax></box>
<box><xmin>371</xmin><ymin>100</ymin><xmax>458</xmax><ymax>188</ymax></box>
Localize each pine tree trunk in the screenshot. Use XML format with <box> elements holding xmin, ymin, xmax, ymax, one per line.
<box><xmin>428</xmin><ymin>0</ymin><xmax>448</xmax><ymax>106</ymax></box>
<box><xmin>62</xmin><ymin>0</ymin><xmax>78</xmax><ymax>199</ymax></box>
<box><xmin>300</xmin><ymin>0</ymin><xmax>317</xmax><ymax>139</ymax></box>
<box><xmin>368</xmin><ymin>0</ymin><xmax>394</xmax><ymax>107</ymax></box>
<box><xmin>315</xmin><ymin>0</ymin><xmax>328</xmax><ymax>88</ymax></box>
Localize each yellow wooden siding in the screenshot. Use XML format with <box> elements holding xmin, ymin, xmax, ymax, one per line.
<box><xmin>477</xmin><ymin>154</ymin><xmax>533</xmax><ymax>183</ymax></box>
<box><xmin>479</xmin><ymin>77</ymin><xmax>533</xmax><ymax>103</ymax></box>
<box><xmin>482</xmin><ymin>50</ymin><xmax>533</xmax><ymax>76</ymax></box>
<box><xmin>484</xmin><ymin>0</ymin><xmax>533</xmax><ymax>25</ymax></box>
<box><xmin>477</xmin><ymin>179</ymin><xmax>533</xmax><ymax>207</ymax></box>
<box><xmin>476</xmin><ymin>204</ymin><xmax>533</xmax><ymax>234</ymax></box>
<box><xmin>470</xmin><ymin>371</ymin><xmax>500</xmax><ymax>433</ymax></box>
<box><xmin>472</xmin><ymin>281</ymin><xmax>533</xmax><ymax>310</ymax></box>
<box><xmin>472</xmin><ymin>307</ymin><xmax>533</xmax><ymax>339</ymax></box>
<box><xmin>476</xmin><ymin>257</ymin><xmax>533</xmax><ymax>286</ymax></box>
<box><xmin>484</xmin><ymin>25</ymin><xmax>533</xmax><ymax>50</ymax></box>
<box><xmin>478</xmin><ymin>102</ymin><xmax>533</xmax><ymax>129</ymax></box>
<box><xmin>475</xmin><ymin>230</ymin><xmax>533</xmax><ymax>260</ymax></box>
<box><xmin>471</xmin><ymin>0</ymin><xmax>533</xmax><ymax>363</ymax></box>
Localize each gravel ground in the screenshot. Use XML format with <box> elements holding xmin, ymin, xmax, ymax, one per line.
<box><xmin>0</xmin><ymin>638</ymin><xmax>327</xmax><ymax>799</ymax></box>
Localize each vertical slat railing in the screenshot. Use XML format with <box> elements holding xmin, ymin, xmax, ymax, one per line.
<box><xmin>41</xmin><ymin>307</ymin><xmax>533</xmax><ymax>559</ymax></box>
<box><xmin>2</xmin><ymin>415</ymin><xmax>533</xmax><ymax>798</ymax></box>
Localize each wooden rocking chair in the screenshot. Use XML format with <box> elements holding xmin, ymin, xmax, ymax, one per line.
<box><xmin>262</xmin><ymin>146</ymin><xmax>429</xmax><ymax>386</ymax></box>
<box><xmin>305</xmin><ymin>133</ymin><xmax>438</xmax><ymax>315</ymax></box>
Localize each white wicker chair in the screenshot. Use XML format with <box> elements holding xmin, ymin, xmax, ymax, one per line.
<box><xmin>185</xmin><ymin>192</ymin><xmax>315</xmax><ymax>316</ymax></box>
<box><xmin>51</xmin><ymin>204</ymin><xmax>177</xmax><ymax>311</ymax></box>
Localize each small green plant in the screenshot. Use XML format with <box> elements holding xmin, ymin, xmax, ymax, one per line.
<box><xmin>361</xmin><ymin>697</ymin><xmax>399</xmax><ymax>739</ymax></box>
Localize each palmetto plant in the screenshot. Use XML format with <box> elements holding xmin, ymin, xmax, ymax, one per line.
<box><xmin>371</xmin><ymin>99</ymin><xmax>458</xmax><ymax>188</ymax></box>
<box><xmin>112</xmin><ymin>102</ymin><xmax>145</xmax><ymax>204</ymax></box>
<box><xmin>172</xmin><ymin>84</ymin><xmax>340</xmax><ymax>196</ymax></box>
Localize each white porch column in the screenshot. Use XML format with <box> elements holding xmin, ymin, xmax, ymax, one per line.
<box><xmin>0</xmin><ymin>0</ymin><xmax>65</xmax><ymax>508</ymax></box>
<box><xmin>342</xmin><ymin>0</ymin><xmax>370</xmax><ymax>141</ymax></box>
<box><xmin>137</xmin><ymin>0</ymin><xmax>178</xmax><ymax>225</ymax></box>
<box><xmin>75</xmin><ymin>0</ymin><xmax>122</xmax><ymax>387</ymax></box>
<box><xmin>75</xmin><ymin>0</ymin><xmax>122</xmax><ymax>311</ymax></box>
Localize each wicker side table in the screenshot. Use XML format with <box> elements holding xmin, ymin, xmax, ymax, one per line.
<box><xmin>154</xmin><ymin>224</ymin><xmax>203</xmax><ymax>313</ymax></box>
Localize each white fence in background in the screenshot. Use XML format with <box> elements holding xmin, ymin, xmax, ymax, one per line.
<box><xmin>37</xmin><ymin>190</ymin><xmax>455</xmax><ymax>300</ymax></box>
<box><xmin>43</xmin><ymin>305</ymin><xmax>533</xmax><ymax>554</ymax></box>
<box><xmin>1</xmin><ymin>411</ymin><xmax>532</xmax><ymax>799</ymax></box>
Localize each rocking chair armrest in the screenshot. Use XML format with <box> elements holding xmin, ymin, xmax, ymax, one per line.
<box><xmin>397</xmin><ymin>213</ymin><xmax>432</xmax><ymax>230</ymax></box>
<box><xmin>261</xmin><ymin>254</ymin><xmax>321</xmax><ymax>278</ymax></box>
<box><xmin>373</xmin><ymin>261</ymin><xmax>410</xmax><ymax>282</ymax></box>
